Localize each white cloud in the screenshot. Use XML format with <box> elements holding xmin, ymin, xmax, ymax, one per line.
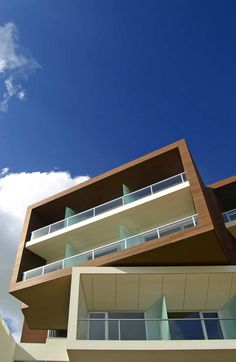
<box><xmin>0</xmin><ymin>22</ymin><xmax>40</xmax><ymax>112</ymax></box>
<box><xmin>0</xmin><ymin>169</ymin><xmax>89</xmax><ymax>340</ymax></box>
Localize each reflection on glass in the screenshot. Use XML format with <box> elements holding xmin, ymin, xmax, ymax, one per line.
<box><xmin>168</xmin><ymin>312</ymin><xmax>204</xmax><ymax>340</ymax></box>
<box><xmin>44</xmin><ymin>261</ymin><xmax>63</xmax><ymax>274</ymax></box>
<box><xmin>50</xmin><ymin>220</ymin><xmax>65</xmax><ymax>233</ymax></box>
<box><xmin>123</xmin><ymin>187</ymin><xmax>152</xmax><ymax>205</ymax></box>
<box><xmin>108</xmin><ymin>320</ymin><xmax>119</xmax><ymax>340</ymax></box>
<box><xmin>68</xmin><ymin>210</ymin><xmax>94</xmax><ymax>226</ymax></box>
<box><xmin>89</xmin><ymin>313</ymin><xmax>105</xmax><ymax>340</ymax></box>
<box><xmin>65</xmin><ymin>252</ymin><xmax>92</xmax><ymax>267</ymax></box>
<box><xmin>159</xmin><ymin>225</ymin><xmax>182</xmax><ymax>237</ymax></box>
<box><xmin>94</xmin><ymin>244</ymin><xmax>120</xmax><ymax>258</ymax></box>
<box><xmin>88</xmin><ymin>312</ymin><xmax>146</xmax><ymax>340</ymax></box>
<box><xmin>152</xmin><ymin>175</ymin><xmax>182</xmax><ymax>194</ymax></box>
<box><xmin>25</xmin><ymin>267</ymin><xmax>43</xmax><ymax>280</ymax></box>
<box><xmin>203</xmin><ymin>313</ymin><xmax>223</xmax><ymax>339</ymax></box>
<box><xmin>143</xmin><ymin>230</ymin><xmax>158</xmax><ymax>242</ymax></box>
<box><xmin>95</xmin><ymin>198</ymin><xmax>123</xmax><ymax>216</ymax></box>
<box><xmin>126</xmin><ymin>235</ymin><xmax>144</xmax><ymax>248</ymax></box>
<box><xmin>31</xmin><ymin>226</ymin><xmax>49</xmax><ymax>239</ymax></box>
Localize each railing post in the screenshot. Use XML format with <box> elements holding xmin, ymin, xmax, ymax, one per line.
<box><xmin>192</xmin><ymin>216</ymin><xmax>196</xmax><ymax>226</ymax></box>
<box><xmin>48</xmin><ymin>225</ymin><xmax>51</xmax><ymax>235</ymax></box>
<box><xmin>180</xmin><ymin>173</ymin><xmax>184</xmax><ymax>183</ymax></box>
<box><xmin>92</xmin><ymin>250</ymin><xmax>95</xmax><ymax>260</ymax></box>
<box><xmin>118</xmin><ymin>320</ymin><xmax>121</xmax><ymax>340</ymax></box>
<box><xmin>62</xmin><ymin>259</ymin><xmax>65</xmax><ymax>269</ymax></box>
<box><xmin>124</xmin><ymin>239</ymin><xmax>127</xmax><ymax>249</ymax></box>
<box><xmin>42</xmin><ymin>266</ymin><xmax>45</xmax><ymax>276</ymax></box>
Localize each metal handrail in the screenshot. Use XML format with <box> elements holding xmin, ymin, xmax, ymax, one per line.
<box><xmin>23</xmin><ymin>213</ymin><xmax>198</xmax><ymax>281</ymax></box>
<box><xmin>78</xmin><ymin>317</ymin><xmax>236</xmax><ymax>321</ymax></box>
<box><xmin>78</xmin><ymin>317</ymin><xmax>235</xmax><ymax>340</ymax></box>
<box><xmin>30</xmin><ymin>172</ymin><xmax>187</xmax><ymax>240</ymax></box>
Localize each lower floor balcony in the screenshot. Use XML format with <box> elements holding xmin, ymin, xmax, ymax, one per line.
<box><xmin>23</xmin><ymin>214</ymin><xmax>198</xmax><ymax>281</ymax></box>
<box><xmin>78</xmin><ymin>312</ymin><xmax>235</xmax><ymax>341</ymax></box>
<box><xmin>66</xmin><ymin>266</ymin><xmax>236</xmax><ymax>362</ymax></box>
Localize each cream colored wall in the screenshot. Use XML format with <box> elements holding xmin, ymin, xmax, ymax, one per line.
<box><xmin>0</xmin><ymin>314</ymin><xmax>69</xmax><ymax>362</ymax></box>
<box><xmin>14</xmin><ymin>338</ymin><xmax>69</xmax><ymax>361</ymax></box>
<box><xmin>67</xmin><ymin>268</ymin><xmax>80</xmax><ymax>342</ymax></box>
<box><xmin>0</xmin><ymin>318</ymin><xmax>16</xmax><ymax>362</ymax></box>
<box><xmin>78</xmin><ymin>279</ymin><xmax>88</xmax><ymax>339</ymax></box>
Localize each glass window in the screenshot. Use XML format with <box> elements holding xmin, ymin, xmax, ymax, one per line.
<box><xmin>168</xmin><ymin>311</ymin><xmax>223</xmax><ymax>340</ymax></box>
<box><xmin>108</xmin><ymin>312</ymin><xmax>146</xmax><ymax>340</ymax></box>
<box><xmin>168</xmin><ymin>312</ymin><xmax>204</xmax><ymax>340</ymax></box>
<box><xmin>202</xmin><ymin>312</ymin><xmax>223</xmax><ymax>339</ymax></box>
<box><xmin>89</xmin><ymin>312</ymin><xmax>146</xmax><ymax>340</ymax></box>
<box><xmin>89</xmin><ymin>313</ymin><xmax>105</xmax><ymax>340</ymax></box>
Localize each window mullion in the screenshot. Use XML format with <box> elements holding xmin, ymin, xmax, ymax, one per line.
<box><xmin>200</xmin><ymin>312</ymin><xmax>208</xmax><ymax>340</ymax></box>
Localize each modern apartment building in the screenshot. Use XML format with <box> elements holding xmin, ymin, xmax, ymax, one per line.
<box><xmin>4</xmin><ymin>139</ymin><xmax>236</xmax><ymax>361</ymax></box>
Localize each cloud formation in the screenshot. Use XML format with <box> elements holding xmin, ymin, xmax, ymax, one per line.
<box><xmin>0</xmin><ymin>169</ymin><xmax>89</xmax><ymax>340</ymax></box>
<box><xmin>0</xmin><ymin>22</ymin><xmax>40</xmax><ymax>112</ymax></box>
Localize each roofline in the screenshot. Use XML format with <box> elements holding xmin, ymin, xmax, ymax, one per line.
<box><xmin>209</xmin><ymin>175</ymin><xmax>236</xmax><ymax>189</ymax></box>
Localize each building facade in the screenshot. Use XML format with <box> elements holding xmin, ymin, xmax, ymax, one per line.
<box><xmin>4</xmin><ymin>139</ymin><xmax>236</xmax><ymax>361</ymax></box>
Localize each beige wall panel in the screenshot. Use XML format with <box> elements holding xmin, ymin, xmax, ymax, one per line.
<box><xmin>162</xmin><ymin>274</ymin><xmax>186</xmax><ymax>310</ymax></box>
<box><xmin>78</xmin><ymin>284</ymin><xmax>88</xmax><ymax>340</ymax></box>
<box><xmin>183</xmin><ymin>273</ymin><xmax>209</xmax><ymax>310</ymax></box>
<box><xmin>81</xmin><ymin>274</ymin><xmax>93</xmax><ymax>310</ymax></box>
<box><xmin>92</xmin><ymin>274</ymin><xmax>116</xmax><ymax>310</ymax></box>
<box><xmin>116</xmin><ymin>274</ymin><xmax>139</xmax><ymax>310</ymax></box>
<box><xmin>0</xmin><ymin>319</ymin><xmax>16</xmax><ymax>362</ymax></box>
<box><xmin>206</xmin><ymin>273</ymin><xmax>232</xmax><ymax>309</ymax></box>
<box><xmin>138</xmin><ymin>274</ymin><xmax>163</xmax><ymax>310</ymax></box>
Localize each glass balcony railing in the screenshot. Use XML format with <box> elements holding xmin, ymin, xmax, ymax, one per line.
<box><xmin>222</xmin><ymin>208</ymin><xmax>236</xmax><ymax>223</ymax></box>
<box><xmin>23</xmin><ymin>214</ymin><xmax>198</xmax><ymax>281</ymax></box>
<box><xmin>30</xmin><ymin>172</ymin><xmax>187</xmax><ymax>241</ymax></box>
<box><xmin>77</xmin><ymin>316</ymin><xmax>236</xmax><ymax>340</ymax></box>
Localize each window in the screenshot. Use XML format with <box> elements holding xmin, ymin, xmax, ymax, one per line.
<box><xmin>89</xmin><ymin>312</ymin><xmax>146</xmax><ymax>340</ymax></box>
<box><xmin>168</xmin><ymin>312</ymin><xmax>223</xmax><ymax>340</ymax></box>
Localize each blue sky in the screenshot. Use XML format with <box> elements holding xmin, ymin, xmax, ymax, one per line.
<box><xmin>1</xmin><ymin>0</ymin><xmax>236</xmax><ymax>183</ymax></box>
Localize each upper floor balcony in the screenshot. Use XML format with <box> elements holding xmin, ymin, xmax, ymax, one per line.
<box><xmin>25</xmin><ymin>172</ymin><xmax>195</xmax><ymax>263</ymax></box>
<box><xmin>29</xmin><ymin>172</ymin><xmax>187</xmax><ymax>241</ymax></box>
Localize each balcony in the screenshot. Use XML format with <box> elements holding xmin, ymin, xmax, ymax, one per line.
<box><xmin>66</xmin><ymin>266</ymin><xmax>236</xmax><ymax>362</ymax></box>
<box><xmin>29</xmin><ymin>172</ymin><xmax>187</xmax><ymax>241</ymax></box>
<box><xmin>26</xmin><ymin>172</ymin><xmax>195</xmax><ymax>261</ymax></box>
<box><xmin>78</xmin><ymin>314</ymin><xmax>235</xmax><ymax>340</ymax></box>
<box><xmin>23</xmin><ymin>214</ymin><xmax>198</xmax><ymax>281</ymax></box>
<box><xmin>223</xmin><ymin>208</ymin><xmax>236</xmax><ymax>237</ymax></box>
